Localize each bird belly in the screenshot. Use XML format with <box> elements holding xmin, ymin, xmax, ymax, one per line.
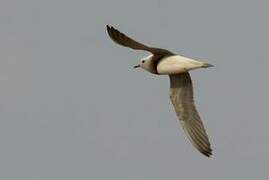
<box><xmin>157</xmin><ymin>55</ymin><xmax>205</xmax><ymax>75</ymax></box>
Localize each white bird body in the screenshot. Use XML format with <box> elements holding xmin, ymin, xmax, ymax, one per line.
<box><xmin>157</xmin><ymin>55</ymin><xmax>206</xmax><ymax>75</ymax></box>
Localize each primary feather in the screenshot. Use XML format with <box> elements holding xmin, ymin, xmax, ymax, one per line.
<box><xmin>169</xmin><ymin>73</ymin><xmax>212</xmax><ymax>157</ymax></box>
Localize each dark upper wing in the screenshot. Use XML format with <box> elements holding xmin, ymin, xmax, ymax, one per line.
<box><xmin>106</xmin><ymin>25</ymin><xmax>173</xmax><ymax>56</ymax></box>
<box><xmin>169</xmin><ymin>73</ymin><xmax>212</xmax><ymax>157</ymax></box>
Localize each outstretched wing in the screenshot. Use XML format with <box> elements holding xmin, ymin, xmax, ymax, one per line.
<box><xmin>106</xmin><ymin>25</ymin><xmax>173</xmax><ymax>55</ymax></box>
<box><xmin>169</xmin><ymin>73</ymin><xmax>212</xmax><ymax>157</ymax></box>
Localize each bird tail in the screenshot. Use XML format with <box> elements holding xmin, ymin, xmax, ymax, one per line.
<box><xmin>202</xmin><ymin>63</ymin><xmax>214</xmax><ymax>68</ymax></box>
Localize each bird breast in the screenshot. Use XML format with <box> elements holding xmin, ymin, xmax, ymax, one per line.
<box><xmin>157</xmin><ymin>55</ymin><xmax>205</xmax><ymax>75</ymax></box>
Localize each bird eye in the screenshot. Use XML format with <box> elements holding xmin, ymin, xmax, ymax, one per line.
<box><xmin>142</xmin><ymin>60</ymin><xmax>145</xmax><ymax>63</ymax></box>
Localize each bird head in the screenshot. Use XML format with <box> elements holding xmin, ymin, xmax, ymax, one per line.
<box><xmin>133</xmin><ymin>54</ymin><xmax>156</xmax><ymax>74</ymax></box>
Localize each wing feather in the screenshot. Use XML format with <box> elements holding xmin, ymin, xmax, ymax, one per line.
<box><xmin>169</xmin><ymin>73</ymin><xmax>212</xmax><ymax>157</ymax></box>
<box><xmin>106</xmin><ymin>25</ymin><xmax>173</xmax><ymax>56</ymax></box>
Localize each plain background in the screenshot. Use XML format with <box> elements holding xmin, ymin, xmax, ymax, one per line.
<box><xmin>0</xmin><ymin>0</ymin><xmax>269</xmax><ymax>179</ymax></box>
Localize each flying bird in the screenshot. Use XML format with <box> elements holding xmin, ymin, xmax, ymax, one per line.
<box><xmin>106</xmin><ymin>25</ymin><xmax>213</xmax><ymax>157</ymax></box>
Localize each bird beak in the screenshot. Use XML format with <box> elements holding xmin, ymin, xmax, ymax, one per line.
<box><xmin>133</xmin><ymin>64</ymin><xmax>140</xmax><ymax>68</ymax></box>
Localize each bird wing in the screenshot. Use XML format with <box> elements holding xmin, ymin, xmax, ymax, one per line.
<box><xmin>106</xmin><ymin>25</ymin><xmax>173</xmax><ymax>56</ymax></box>
<box><xmin>169</xmin><ymin>73</ymin><xmax>212</xmax><ymax>157</ymax></box>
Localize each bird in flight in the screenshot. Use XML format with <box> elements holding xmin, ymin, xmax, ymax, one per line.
<box><xmin>106</xmin><ymin>25</ymin><xmax>213</xmax><ymax>157</ymax></box>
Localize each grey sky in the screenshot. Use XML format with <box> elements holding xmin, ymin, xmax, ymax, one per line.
<box><xmin>0</xmin><ymin>0</ymin><xmax>268</xmax><ymax>179</ymax></box>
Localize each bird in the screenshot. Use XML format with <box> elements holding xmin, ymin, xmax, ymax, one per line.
<box><xmin>106</xmin><ymin>25</ymin><xmax>213</xmax><ymax>157</ymax></box>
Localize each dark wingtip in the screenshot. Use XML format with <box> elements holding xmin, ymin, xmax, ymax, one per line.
<box><xmin>106</xmin><ymin>25</ymin><xmax>115</xmax><ymax>40</ymax></box>
<box><xmin>106</xmin><ymin>25</ymin><xmax>111</xmax><ymax>32</ymax></box>
<box><xmin>106</xmin><ymin>25</ymin><xmax>117</xmax><ymax>38</ymax></box>
<box><xmin>201</xmin><ymin>148</ymin><xmax>213</xmax><ymax>158</ymax></box>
